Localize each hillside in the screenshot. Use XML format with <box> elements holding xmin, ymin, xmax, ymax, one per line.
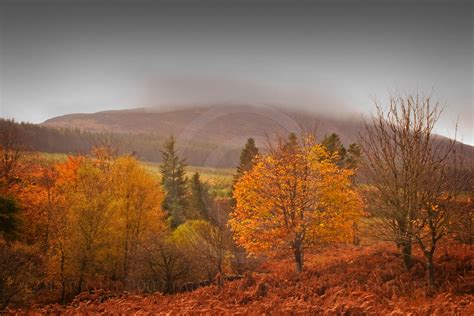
<box><xmin>40</xmin><ymin>104</ymin><xmax>474</xmax><ymax>167</ymax></box>
<box><xmin>9</xmin><ymin>243</ymin><xmax>474</xmax><ymax>315</ymax></box>
<box><xmin>3</xmin><ymin>104</ymin><xmax>471</xmax><ymax>168</ymax></box>
<box><xmin>42</xmin><ymin>105</ymin><xmax>362</xmax><ymax>147</ymax></box>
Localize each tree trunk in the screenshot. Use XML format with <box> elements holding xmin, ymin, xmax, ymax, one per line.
<box><xmin>352</xmin><ymin>222</ymin><xmax>360</xmax><ymax>246</ymax></box>
<box><xmin>294</xmin><ymin>245</ymin><xmax>303</xmax><ymax>273</ymax></box>
<box><xmin>60</xmin><ymin>252</ymin><xmax>66</xmax><ymax>304</ymax></box>
<box><xmin>426</xmin><ymin>252</ymin><xmax>435</xmax><ymax>294</ymax></box>
<box><xmin>469</xmin><ymin>211</ymin><xmax>473</xmax><ymax>245</ymax></box>
<box><xmin>401</xmin><ymin>242</ymin><xmax>413</xmax><ymax>269</ymax></box>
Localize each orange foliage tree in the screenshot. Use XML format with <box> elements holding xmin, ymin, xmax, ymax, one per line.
<box><xmin>229</xmin><ymin>134</ymin><xmax>363</xmax><ymax>272</ymax></box>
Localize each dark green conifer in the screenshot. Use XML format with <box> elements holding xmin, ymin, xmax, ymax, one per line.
<box><xmin>188</xmin><ymin>172</ymin><xmax>210</xmax><ymax>221</ymax></box>
<box><xmin>235</xmin><ymin>138</ymin><xmax>259</xmax><ymax>178</ymax></box>
<box><xmin>160</xmin><ymin>136</ymin><xmax>188</xmax><ymax>227</ymax></box>
<box><xmin>0</xmin><ymin>195</ymin><xmax>20</xmax><ymax>241</ymax></box>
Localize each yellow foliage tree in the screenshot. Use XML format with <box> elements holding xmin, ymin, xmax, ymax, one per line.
<box><xmin>46</xmin><ymin>153</ymin><xmax>167</xmax><ymax>298</ymax></box>
<box><xmin>229</xmin><ymin>134</ymin><xmax>362</xmax><ymax>272</ymax></box>
<box><xmin>109</xmin><ymin>156</ymin><xmax>166</xmax><ymax>282</ymax></box>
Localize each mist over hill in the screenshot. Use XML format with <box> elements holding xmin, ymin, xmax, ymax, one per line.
<box><xmin>10</xmin><ymin>104</ymin><xmax>468</xmax><ymax>168</ymax></box>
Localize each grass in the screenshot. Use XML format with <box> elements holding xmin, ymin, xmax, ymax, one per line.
<box><xmin>142</xmin><ymin>162</ymin><xmax>235</xmax><ymax>198</ymax></box>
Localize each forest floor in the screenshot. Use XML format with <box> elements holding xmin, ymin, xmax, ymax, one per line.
<box><xmin>8</xmin><ymin>242</ymin><xmax>474</xmax><ymax>315</ymax></box>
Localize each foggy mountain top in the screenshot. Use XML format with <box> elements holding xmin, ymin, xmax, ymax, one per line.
<box><xmin>138</xmin><ymin>76</ymin><xmax>360</xmax><ymax>119</ymax></box>
<box><xmin>1</xmin><ymin>0</ymin><xmax>471</xmax><ymax>143</ymax></box>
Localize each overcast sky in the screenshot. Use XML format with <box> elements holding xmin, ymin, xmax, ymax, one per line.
<box><xmin>0</xmin><ymin>0</ymin><xmax>472</xmax><ymax>144</ymax></box>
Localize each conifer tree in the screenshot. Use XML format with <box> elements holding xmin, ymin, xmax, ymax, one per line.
<box><xmin>160</xmin><ymin>136</ymin><xmax>188</xmax><ymax>227</ymax></box>
<box><xmin>188</xmin><ymin>172</ymin><xmax>210</xmax><ymax>221</ymax></box>
<box><xmin>235</xmin><ymin>138</ymin><xmax>259</xmax><ymax>180</ymax></box>
<box><xmin>232</xmin><ymin>138</ymin><xmax>259</xmax><ymax>206</ymax></box>
<box><xmin>322</xmin><ymin>133</ymin><xmax>361</xmax><ymax>169</ymax></box>
<box><xmin>322</xmin><ymin>133</ymin><xmax>346</xmax><ymax>163</ymax></box>
<box><xmin>0</xmin><ymin>195</ymin><xmax>20</xmax><ymax>241</ymax></box>
<box><xmin>345</xmin><ymin>143</ymin><xmax>361</xmax><ymax>170</ymax></box>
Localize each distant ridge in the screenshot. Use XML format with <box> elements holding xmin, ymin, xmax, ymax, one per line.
<box><xmin>37</xmin><ymin>104</ymin><xmax>473</xmax><ymax>167</ymax></box>
<box><xmin>42</xmin><ymin>104</ymin><xmax>363</xmax><ymax>147</ymax></box>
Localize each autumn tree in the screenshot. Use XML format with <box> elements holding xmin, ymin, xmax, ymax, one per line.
<box><xmin>0</xmin><ymin>119</ymin><xmax>26</xmax><ymax>242</ymax></box>
<box><xmin>41</xmin><ymin>153</ymin><xmax>168</xmax><ymax>299</ymax></box>
<box><xmin>160</xmin><ymin>136</ymin><xmax>188</xmax><ymax>227</ymax></box>
<box><xmin>230</xmin><ymin>134</ymin><xmax>362</xmax><ymax>272</ymax></box>
<box><xmin>0</xmin><ymin>119</ymin><xmax>25</xmax><ymax>186</ymax></box>
<box><xmin>230</xmin><ymin>138</ymin><xmax>260</xmax><ymax>270</ymax></box>
<box><xmin>66</xmin><ymin>157</ymin><xmax>114</xmax><ymax>293</ymax></box>
<box><xmin>137</xmin><ymin>234</ymin><xmax>190</xmax><ymax>294</ymax></box>
<box><xmin>91</xmin><ymin>132</ymin><xmax>120</xmax><ymax>162</ymax></box>
<box><xmin>455</xmin><ymin>165</ymin><xmax>474</xmax><ymax>244</ymax></box>
<box><xmin>109</xmin><ymin>156</ymin><xmax>166</xmax><ymax>283</ymax></box>
<box><xmin>361</xmin><ymin>94</ymin><xmax>459</xmax><ymax>288</ymax></box>
<box><xmin>11</xmin><ymin>159</ymin><xmax>60</xmax><ymax>252</ymax></box>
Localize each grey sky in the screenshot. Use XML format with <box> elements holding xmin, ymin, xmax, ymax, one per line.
<box><xmin>0</xmin><ymin>1</ymin><xmax>472</xmax><ymax>144</ymax></box>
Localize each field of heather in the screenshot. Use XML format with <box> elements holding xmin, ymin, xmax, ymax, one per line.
<box><xmin>9</xmin><ymin>242</ymin><xmax>473</xmax><ymax>315</ymax></box>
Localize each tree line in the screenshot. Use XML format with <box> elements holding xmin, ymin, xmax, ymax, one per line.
<box><xmin>0</xmin><ymin>120</ymin><xmax>241</xmax><ymax>168</ymax></box>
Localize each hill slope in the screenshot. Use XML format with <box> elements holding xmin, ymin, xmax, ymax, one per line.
<box><xmin>42</xmin><ymin>105</ymin><xmax>362</xmax><ymax>147</ymax></box>
<box><xmin>35</xmin><ymin>104</ymin><xmax>474</xmax><ymax>168</ymax></box>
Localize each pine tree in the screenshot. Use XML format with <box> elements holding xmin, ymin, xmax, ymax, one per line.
<box><xmin>189</xmin><ymin>172</ymin><xmax>210</xmax><ymax>221</ymax></box>
<box><xmin>232</xmin><ymin>138</ymin><xmax>259</xmax><ymax>207</ymax></box>
<box><xmin>322</xmin><ymin>133</ymin><xmax>346</xmax><ymax>162</ymax></box>
<box><xmin>160</xmin><ymin>136</ymin><xmax>188</xmax><ymax>227</ymax></box>
<box><xmin>322</xmin><ymin>133</ymin><xmax>361</xmax><ymax>170</ymax></box>
<box><xmin>345</xmin><ymin>143</ymin><xmax>361</xmax><ymax>170</ymax></box>
<box><xmin>0</xmin><ymin>195</ymin><xmax>20</xmax><ymax>241</ymax></box>
<box><xmin>235</xmin><ymin>138</ymin><xmax>259</xmax><ymax>179</ymax></box>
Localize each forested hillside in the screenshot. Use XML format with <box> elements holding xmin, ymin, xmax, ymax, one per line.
<box><xmin>0</xmin><ymin>119</ymin><xmax>240</xmax><ymax>168</ymax></box>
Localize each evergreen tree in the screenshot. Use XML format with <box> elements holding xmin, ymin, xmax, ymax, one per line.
<box><xmin>189</xmin><ymin>172</ymin><xmax>210</xmax><ymax>221</ymax></box>
<box><xmin>345</xmin><ymin>143</ymin><xmax>361</xmax><ymax>170</ymax></box>
<box><xmin>160</xmin><ymin>136</ymin><xmax>188</xmax><ymax>227</ymax></box>
<box><xmin>235</xmin><ymin>138</ymin><xmax>259</xmax><ymax>179</ymax></box>
<box><xmin>322</xmin><ymin>133</ymin><xmax>361</xmax><ymax>170</ymax></box>
<box><xmin>322</xmin><ymin>133</ymin><xmax>346</xmax><ymax>162</ymax></box>
<box><xmin>0</xmin><ymin>195</ymin><xmax>20</xmax><ymax>241</ymax></box>
<box><xmin>232</xmin><ymin>138</ymin><xmax>259</xmax><ymax>206</ymax></box>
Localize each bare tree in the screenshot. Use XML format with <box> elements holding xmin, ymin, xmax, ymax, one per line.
<box><xmin>360</xmin><ymin>94</ymin><xmax>459</xmax><ymax>289</ymax></box>
<box><xmin>138</xmin><ymin>238</ymin><xmax>190</xmax><ymax>294</ymax></box>
<box><xmin>0</xmin><ymin>119</ymin><xmax>25</xmax><ymax>186</ymax></box>
<box><xmin>90</xmin><ymin>131</ymin><xmax>120</xmax><ymax>160</ymax></box>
